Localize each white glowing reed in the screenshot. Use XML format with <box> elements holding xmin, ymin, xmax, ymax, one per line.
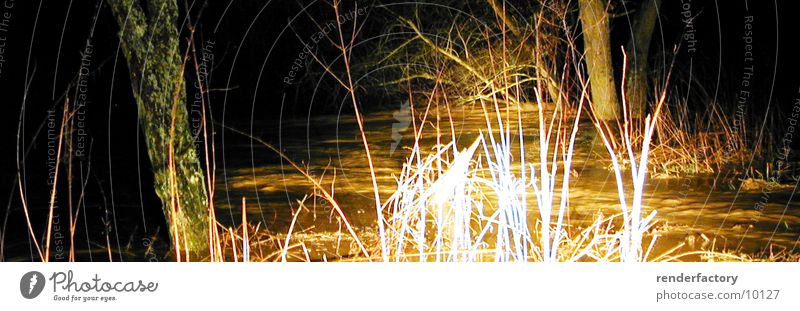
<box><xmin>591</xmin><ymin>53</ymin><xmax>667</xmax><ymax>262</ymax></box>
<box><xmin>379</xmin><ymin>75</ymin><xmax>662</xmax><ymax>262</ymax></box>
<box><xmin>381</xmin><ymin>91</ymin><xmax>585</xmax><ymax>262</ymax></box>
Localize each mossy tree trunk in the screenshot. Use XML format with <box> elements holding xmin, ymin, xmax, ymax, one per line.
<box><xmin>107</xmin><ymin>0</ymin><xmax>209</xmax><ymax>259</ymax></box>
<box><xmin>625</xmin><ymin>0</ymin><xmax>661</xmax><ymax>118</ymax></box>
<box><xmin>578</xmin><ymin>0</ymin><xmax>620</xmax><ymax>120</ymax></box>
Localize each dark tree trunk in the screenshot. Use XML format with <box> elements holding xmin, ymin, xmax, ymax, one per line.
<box><xmin>578</xmin><ymin>0</ymin><xmax>620</xmax><ymax>120</ymax></box>
<box><xmin>625</xmin><ymin>0</ymin><xmax>662</xmax><ymax>118</ymax></box>
<box><xmin>106</xmin><ymin>0</ymin><xmax>209</xmax><ymax>259</ymax></box>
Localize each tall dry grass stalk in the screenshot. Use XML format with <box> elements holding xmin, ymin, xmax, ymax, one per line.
<box><xmin>5</xmin><ymin>1</ymin><xmax>714</xmax><ymax>263</ymax></box>
<box><xmin>378</xmin><ymin>86</ymin><xmax>655</xmax><ymax>261</ymax></box>
<box><xmin>585</xmin><ymin>52</ymin><xmax>666</xmax><ymax>261</ymax></box>
<box><xmin>373</xmin><ymin>8</ymin><xmax>673</xmax><ymax>262</ymax></box>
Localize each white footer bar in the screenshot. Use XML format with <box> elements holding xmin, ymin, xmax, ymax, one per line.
<box><xmin>1</xmin><ymin>263</ymin><xmax>795</xmax><ymax>311</ymax></box>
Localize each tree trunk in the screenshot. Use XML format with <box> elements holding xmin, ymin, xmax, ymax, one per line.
<box><xmin>578</xmin><ymin>0</ymin><xmax>620</xmax><ymax>120</ymax></box>
<box><xmin>107</xmin><ymin>0</ymin><xmax>209</xmax><ymax>259</ymax></box>
<box><xmin>625</xmin><ymin>0</ymin><xmax>661</xmax><ymax>118</ymax></box>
